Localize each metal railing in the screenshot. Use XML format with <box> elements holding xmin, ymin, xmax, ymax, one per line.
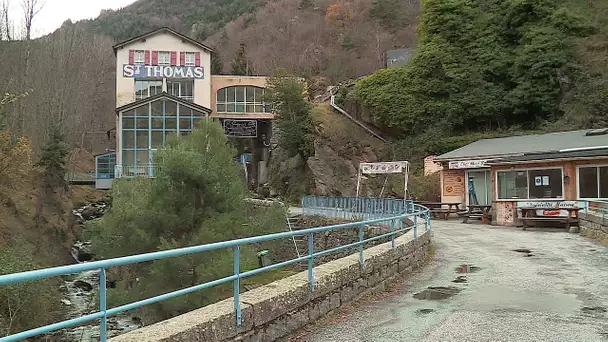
<box><xmin>115</xmin><ymin>165</ymin><xmax>161</xmax><ymax>179</ymax></box>
<box><xmin>0</xmin><ymin>202</ymin><xmax>430</xmax><ymax>342</ymax></box>
<box><xmin>583</xmin><ymin>200</ymin><xmax>608</xmax><ymax>222</ymax></box>
<box><xmin>302</xmin><ymin>195</ymin><xmax>413</xmax><ymax>220</ymax></box>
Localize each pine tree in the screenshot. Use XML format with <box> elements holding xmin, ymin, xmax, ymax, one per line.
<box><xmin>211</xmin><ymin>47</ymin><xmax>223</xmax><ymax>75</ymax></box>
<box><xmin>37</xmin><ymin>122</ymin><xmax>69</xmax><ymax>190</ymax></box>
<box><xmin>231</xmin><ymin>42</ymin><xmax>252</xmax><ymax>76</ymax></box>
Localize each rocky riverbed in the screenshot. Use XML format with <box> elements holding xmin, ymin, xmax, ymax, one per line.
<box><xmin>58</xmin><ymin>201</ymin><xmax>142</xmax><ymax>341</ymax></box>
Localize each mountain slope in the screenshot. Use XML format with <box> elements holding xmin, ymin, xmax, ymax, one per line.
<box><xmin>67</xmin><ymin>0</ymin><xmax>419</xmax><ymax>81</ymax></box>
<box><xmin>77</xmin><ymin>0</ymin><xmax>264</xmax><ymax>42</ymax></box>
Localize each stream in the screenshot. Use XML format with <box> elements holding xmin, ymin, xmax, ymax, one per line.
<box><xmin>57</xmin><ymin>202</ymin><xmax>142</xmax><ymax>341</ymax></box>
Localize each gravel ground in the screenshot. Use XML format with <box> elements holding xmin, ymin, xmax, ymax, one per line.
<box><xmin>291</xmin><ymin>221</ymin><xmax>608</xmax><ymax>342</ymax></box>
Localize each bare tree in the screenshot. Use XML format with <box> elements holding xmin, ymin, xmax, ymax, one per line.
<box><xmin>0</xmin><ymin>0</ymin><xmax>12</xmax><ymax>41</ymax></box>
<box><xmin>21</xmin><ymin>0</ymin><xmax>43</xmax><ymax>40</ymax></box>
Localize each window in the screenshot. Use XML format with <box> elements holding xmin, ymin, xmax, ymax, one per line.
<box><xmin>185</xmin><ymin>52</ymin><xmax>195</xmax><ymax>66</ymax></box>
<box><xmin>158</xmin><ymin>51</ymin><xmax>171</xmax><ymax>65</ymax></box>
<box><xmin>497</xmin><ymin>168</ymin><xmax>564</xmax><ymax>200</ymax></box>
<box><xmin>120</xmin><ymin>98</ymin><xmax>206</xmax><ymax>176</ymax></box>
<box><xmin>134</xmin><ymin>50</ymin><xmax>145</xmax><ymax>64</ymax></box>
<box><xmin>135</xmin><ymin>80</ymin><xmax>162</xmax><ymax>100</ymax></box>
<box><xmin>578</xmin><ymin>166</ymin><xmax>608</xmax><ymax>199</ymax></box>
<box><xmin>168</xmin><ymin>80</ymin><xmax>194</xmax><ymax>101</ymax></box>
<box><xmin>95</xmin><ymin>153</ymin><xmax>116</xmax><ymax>179</ymax></box>
<box><xmin>216</xmin><ymin>86</ymin><xmax>271</xmax><ymax>114</ymax></box>
<box><xmin>528</xmin><ymin>169</ymin><xmax>563</xmax><ymax>199</ymax></box>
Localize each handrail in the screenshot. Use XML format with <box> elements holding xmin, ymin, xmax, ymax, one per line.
<box><xmin>302</xmin><ymin>196</ymin><xmax>413</xmax><ymax>220</ymax></box>
<box><xmin>0</xmin><ymin>201</ymin><xmax>430</xmax><ymax>342</ymax></box>
<box><xmin>583</xmin><ymin>199</ymin><xmax>608</xmax><ymax>222</ymax></box>
<box><xmin>330</xmin><ymin>95</ymin><xmax>388</xmax><ymax>143</ymax></box>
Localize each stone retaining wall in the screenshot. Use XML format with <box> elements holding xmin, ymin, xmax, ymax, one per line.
<box><xmin>580</xmin><ymin>214</ymin><xmax>608</xmax><ymax>243</ymax></box>
<box><xmin>110</xmin><ymin>229</ymin><xmax>432</xmax><ymax>342</ymax></box>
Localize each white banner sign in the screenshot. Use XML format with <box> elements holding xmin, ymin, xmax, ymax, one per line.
<box><xmin>516</xmin><ymin>201</ymin><xmax>584</xmax><ymax>208</ymax></box>
<box><xmin>449</xmin><ymin>159</ymin><xmax>489</xmax><ymax>169</ymax></box>
<box><xmin>360</xmin><ymin>162</ymin><xmax>408</xmax><ymax>174</ymax></box>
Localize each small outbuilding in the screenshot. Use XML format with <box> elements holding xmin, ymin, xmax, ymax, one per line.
<box><xmin>434</xmin><ymin>129</ymin><xmax>608</xmax><ymax>225</ymax></box>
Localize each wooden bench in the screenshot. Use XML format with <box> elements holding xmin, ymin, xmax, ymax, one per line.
<box><xmin>462</xmin><ymin>205</ymin><xmax>492</xmax><ymax>224</ymax></box>
<box><xmin>416</xmin><ymin>202</ymin><xmax>462</xmax><ymax>220</ymax></box>
<box><xmin>520</xmin><ymin>207</ymin><xmax>581</xmax><ymax>231</ymax></box>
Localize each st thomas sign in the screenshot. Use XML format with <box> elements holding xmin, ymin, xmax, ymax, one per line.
<box><xmin>123</xmin><ymin>64</ymin><xmax>204</xmax><ymax>79</ymax></box>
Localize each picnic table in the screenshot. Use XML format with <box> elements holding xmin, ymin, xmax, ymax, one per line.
<box><xmin>519</xmin><ymin>207</ymin><xmax>581</xmax><ymax>231</ymax></box>
<box><xmin>416</xmin><ymin>201</ymin><xmax>462</xmax><ymax>219</ymax></box>
<box><xmin>462</xmin><ymin>204</ymin><xmax>493</xmax><ymax>224</ymax></box>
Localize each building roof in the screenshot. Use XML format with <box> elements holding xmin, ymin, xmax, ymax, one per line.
<box><xmin>112</xmin><ymin>27</ymin><xmax>213</xmax><ymax>53</ymax></box>
<box><xmin>115</xmin><ymin>92</ymin><xmax>212</xmax><ymax>114</ymax></box>
<box><xmin>489</xmin><ymin>148</ymin><xmax>608</xmax><ymax>165</ymax></box>
<box><xmin>436</xmin><ymin>129</ymin><xmax>608</xmax><ymax>161</ymax></box>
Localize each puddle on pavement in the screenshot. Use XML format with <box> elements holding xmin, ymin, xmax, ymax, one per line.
<box><xmin>513</xmin><ymin>249</ymin><xmax>534</xmax><ymax>257</ymax></box>
<box><xmin>416</xmin><ymin>308</ymin><xmax>434</xmax><ymax>315</ymax></box>
<box><xmin>413</xmin><ymin>286</ymin><xmax>461</xmax><ymax>301</ymax></box>
<box><xmin>452</xmin><ymin>276</ymin><xmax>467</xmax><ymax>283</ymax></box>
<box><xmin>581</xmin><ymin>306</ymin><xmax>607</xmax><ymax>314</ymax></box>
<box><xmin>455</xmin><ymin>264</ymin><xmax>481</xmax><ymax>273</ymax></box>
<box><xmin>513</xmin><ymin>248</ymin><xmax>532</xmax><ymax>253</ymax></box>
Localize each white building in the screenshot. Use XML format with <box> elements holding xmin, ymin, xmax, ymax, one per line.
<box><xmin>96</xmin><ymin>27</ymin><xmax>274</xmax><ymax>189</ymax></box>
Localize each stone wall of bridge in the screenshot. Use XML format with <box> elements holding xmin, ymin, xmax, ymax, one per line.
<box><xmin>580</xmin><ymin>214</ymin><xmax>608</xmax><ymax>243</ymax></box>
<box><xmin>109</xmin><ymin>228</ymin><xmax>432</xmax><ymax>342</ymax></box>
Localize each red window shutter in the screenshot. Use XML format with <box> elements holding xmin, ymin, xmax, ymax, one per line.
<box><xmin>170</xmin><ymin>51</ymin><xmax>177</xmax><ymax>66</ymax></box>
<box><xmin>145</xmin><ymin>50</ymin><xmax>151</xmax><ymax>65</ymax></box>
<box><xmin>195</xmin><ymin>52</ymin><xmax>201</xmax><ymax>67</ymax></box>
<box><xmin>128</xmin><ymin>49</ymin><xmax>134</xmax><ymax>64</ymax></box>
<box><xmin>152</xmin><ymin>51</ymin><xmax>158</xmax><ymax>65</ymax></box>
<box><xmin>180</xmin><ymin>52</ymin><xmax>186</xmax><ymax>66</ymax></box>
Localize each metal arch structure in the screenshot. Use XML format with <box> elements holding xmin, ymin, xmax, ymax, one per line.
<box><xmin>356</xmin><ymin>161</ymin><xmax>410</xmax><ymax>199</ymax></box>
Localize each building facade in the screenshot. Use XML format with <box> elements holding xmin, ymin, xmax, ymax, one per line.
<box><xmin>434</xmin><ymin>129</ymin><xmax>608</xmax><ymax>225</ymax></box>
<box><xmin>96</xmin><ymin>28</ymin><xmax>274</xmax><ymax>189</ymax></box>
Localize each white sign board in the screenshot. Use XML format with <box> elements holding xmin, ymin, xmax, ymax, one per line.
<box><xmin>360</xmin><ymin>162</ymin><xmax>408</xmax><ymax>174</ymax></box>
<box><xmin>517</xmin><ymin>201</ymin><xmax>584</xmax><ymax>218</ymax></box>
<box><xmin>449</xmin><ymin>160</ymin><xmax>489</xmax><ymax>169</ymax></box>
<box><xmin>516</xmin><ymin>201</ymin><xmax>584</xmax><ymax>208</ymax></box>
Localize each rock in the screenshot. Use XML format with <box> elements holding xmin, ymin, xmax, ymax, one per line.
<box><xmin>81</xmin><ymin>205</ymin><xmax>103</xmax><ymax>220</ymax></box>
<box><xmin>73</xmin><ymin>280</ymin><xmax>94</xmax><ymax>292</ymax></box>
<box><xmin>61</xmin><ymin>299</ymin><xmax>72</xmax><ymax>306</ymax></box>
<box><xmin>71</xmin><ymin>241</ymin><xmax>94</xmax><ymax>263</ymax></box>
<box><xmin>307</xmin><ymin>141</ymin><xmax>358</xmax><ymax>196</ymax></box>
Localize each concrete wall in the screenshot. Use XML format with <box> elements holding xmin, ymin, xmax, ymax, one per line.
<box><xmin>115</xmin><ymin>31</ymin><xmax>212</xmax><ymax>108</ymax></box>
<box><xmin>580</xmin><ymin>214</ymin><xmax>608</xmax><ymax>243</ymax></box>
<box><xmin>109</xmin><ymin>229</ymin><xmax>432</xmax><ymax>342</ymax></box>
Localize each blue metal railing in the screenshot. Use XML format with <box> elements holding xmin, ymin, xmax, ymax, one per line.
<box><xmin>301</xmin><ymin>196</ymin><xmax>413</xmax><ymax>220</ymax></box>
<box><xmin>0</xmin><ymin>202</ymin><xmax>430</xmax><ymax>342</ymax></box>
<box><xmin>583</xmin><ymin>200</ymin><xmax>608</xmax><ymax>222</ymax></box>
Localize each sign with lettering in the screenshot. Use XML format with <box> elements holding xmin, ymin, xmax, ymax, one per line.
<box><xmin>449</xmin><ymin>159</ymin><xmax>489</xmax><ymax>169</ymax></box>
<box><xmin>443</xmin><ymin>169</ymin><xmax>465</xmax><ymax>195</ymax></box>
<box><xmin>223</xmin><ymin>120</ymin><xmax>257</xmax><ymax>138</ymax></box>
<box><xmin>123</xmin><ymin>65</ymin><xmax>204</xmax><ymax>79</ymax></box>
<box><xmin>360</xmin><ymin>161</ymin><xmax>409</xmax><ymax>174</ymax></box>
<box><xmin>516</xmin><ymin>201</ymin><xmax>584</xmax><ymax>208</ymax></box>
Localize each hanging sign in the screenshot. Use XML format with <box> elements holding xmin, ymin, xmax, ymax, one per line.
<box><xmin>123</xmin><ymin>64</ymin><xmax>205</xmax><ymax>79</ymax></box>
<box><xmin>449</xmin><ymin>159</ymin><xmax>489</xmax><ymax>169</ymax></box>
<box><xmin>223</xmin><ymin>120</ymin><xmax>257</xmax><ymax>138</ymax></box>
<box><xmin>360</xmin><ymin>161</ymin><xmax>408</xmax><ymax>174</ymax></box>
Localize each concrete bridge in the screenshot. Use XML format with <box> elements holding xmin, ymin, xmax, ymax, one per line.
<box><xmin>0</xmin><ymin>196</ymin><xmax>431</xmax><ymax>342</ymax></box>
<box><xmin>2</xmin><ymin>198</ymin><xmax>608</xmax><ymax>341</ymax></box>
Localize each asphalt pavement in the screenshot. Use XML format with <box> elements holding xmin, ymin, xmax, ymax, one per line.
<box><xmin>293</xmin><ymin>220</ymin><xmax>608</xmax><ymax>342</ymax></box>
